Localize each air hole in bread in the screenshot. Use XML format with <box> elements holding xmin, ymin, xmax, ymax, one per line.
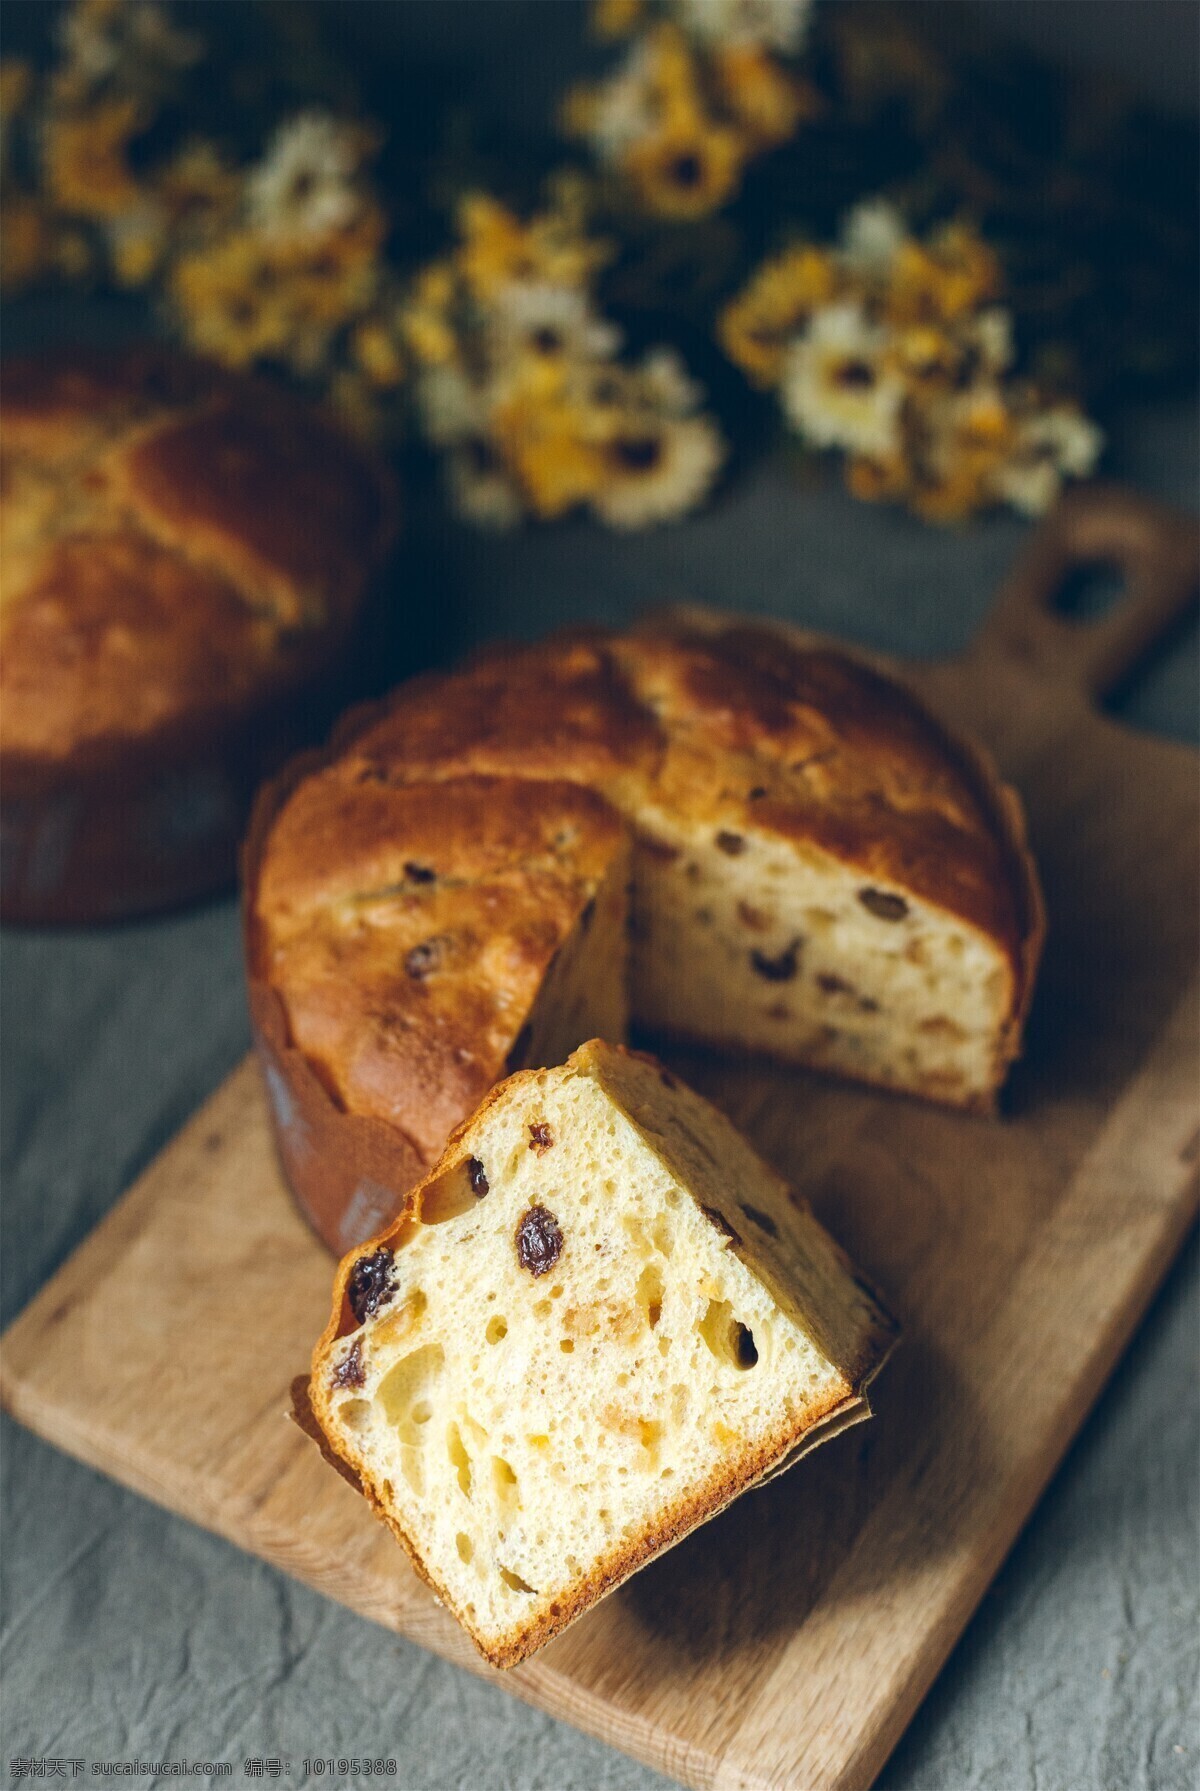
<box><xmin>420</xmin><ymin>1163</ymin><xmax>478</xmax><ymax>1226</ymax></box>
<box><xmin>491</xmin><ymin>1457</ymin><xmax>519</xmax><ymax>1507</ymax></box>
<box><xmin>636</xmin><ymin>1262</ymin><xmax>664</xmax><ymax>1330</ymax></box>
<box><xmin>456</xmin><ymin>1532</ymin><xmax>474</xmax><ymax>1564</ymax></box>
<box><xmin>638</xmin><ymin>1420</ymin><xmax>664</xmax><ymax>1461</ymax></box>
<box><xmin>622</xmin><ymin>1213</ymin><xmax>653</xmax><ymax>1257</ymax></box>
<box><xmin>338</xmin><ymin>1398</ymin><xmax>371</xmax><ymax>1431</ymax></box>
<box><xmin>499</xmin><ymin>1567</ymin><xmax>537</xmax><ymax>1595</ymax></box>
<box><xmin>376</xmin><ymin>1344</ymin><xmax>444</xmax><ymax>1436</ymax></box>
<box><xmin>698</xmin><ymin>1300</ymin><xmax>758</xmax><ymax>1370</ymax></box>
<box><xmin>559</xmin><ymin>1338</ymin><xmax>574</xmax><ymax>1353</ymax></box>
<box><xmin>369</xmin><ymin>1286</ymin><xmax>428</xmax><ymax>1356</ymax></box>
<box><xmin>485</xmin><ymin>1316</ymin><xmax>508</xmax><ymax>1345</ymax></box>
<box><xmin>447</xmin><ymin>1421</ymin><xmax>473</xmax><ymax>1497</ymax></box>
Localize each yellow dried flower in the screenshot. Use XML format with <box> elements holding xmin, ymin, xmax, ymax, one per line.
<box><xmin>911</xmin><ymin>386</ymin><xmax>1015</xmax><ymax>522</ymax></box>
<box><xmin>406</xmin><ymin>188</ymin><xmax>723</xmax><ymax>529</ymax></box>
<box><xmin>402</xmin><ymin>261</ymin><xmax>460</xmax><ymax>365</ymax></box>
<box><xmin>352</xmin><ymin>317</ymin><xmax>406</xmax><ymax>388</ymax></box>
<box><xmin>170</xmin><ymin>213</ymin><xmax>382</xmax><ymax>375</ymax></box>
<box><xmin>170</xmin><ymin>230</ymin><xmax>292</xmax><ymax>368</ymax></box>
<box><xmin>109</xmin><ymin>206</ymin><xmax>165</xmax><ymax>285</ymax></box>
<box><xmin>621</xmin><ymin>103</ymin><xmax>747</xmax><ymax>219</ymax></box>
<box><xmin>458</xmin><ymin>193</ymin><xmax>608</xmax><ymax>300</ymax></box>
<box><xmin>895</xmin><ymin>324</ymin><xmax>960</xmax><ymax>389</ymax></box>
<box><xmin>646</xmin><ymin>22</ymin><xmax>704</xmax><ymax>109</ymax></box>
<box><xmin>886</xmin><ymin>226</ymin><xmax>1000</xmax><ymax>326</ymax></box>
<box><xmin>593</xmin><ymin>0</ymin><xmax>646</xmax><ymax>39</ymax></box>
<box><xmin>43</xmin><ymin>96</ymin><xmax>144</xmax><ymax>218</ymax></box>
<box><xmin>492</xmin><ymin>388</ymin><xmax>605</xmax><ymax>518</ymax></box>
<box><xmin>567</xmin><ymin>12</ymin><xmax>816</xmax><ymax>215</ymax></box>
<box><xmin>723</xmin><ymin>201</ymin><xmax>1100</xmax><ymax>523</ymax></box>
<box><xmin>846</xmin><ymin>452</ymin><xmax>913</xmax><ymax>506</ymax></box>
<box><xmin>718</xmin><ymin>245</ymin><xmax>837</xmax><ymax>385</ymax></box>
<box><xmin>713</xmin><ymin>43</ymin><xmax>815</xmax><ymax>147</ymax></box>
<box><xmin>0</xmin><ymin>58</ymin><xmax>34</xmax><ymax>122</ymax></box>
<box><xmin>0</xmin><ymin>197</ymin><xmax>54</xmax><ymax>292</ymax></box>
<box><xmin>155</xmin><ymin>139</ymin><xmax>240</xmax><ymax>234</ymax></box>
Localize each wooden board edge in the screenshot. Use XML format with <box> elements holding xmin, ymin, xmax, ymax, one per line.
<box><xmin>831</xmin><ymin>1178</ymin><xmax>1199</xmax><ymax>1791</ymax></box>
<box><xmin>713</xmin><ymin>983</ymin><xmax>1200</xmax><ymax>1791</ymax></box>
<box><xmin>0</xmin><ymin>1365</ymin><xmax>731</xmax><ymax>1791</ymax></box>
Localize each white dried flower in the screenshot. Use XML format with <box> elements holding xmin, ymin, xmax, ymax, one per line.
<box><xmin>967</xmin><ymin>308</ymin><xmax>1014</xmax><ymax>377</ymax></box>
<box><xmin>838</xmin><ymin>199</ymin><xmax>907</xmax><ymax>278</ymax></box>
<box><xmin>245</xmin><ymin>111</ymin><xmax>366</xmax><ymax>243</ymax></box>
<box><xmin>782</xmin><ymin>303</ymin><xmax>906</xmax><ymax>459</ymax></box>
<box><xmin>59</xmin><ymin>0</ymin><xmax>201</xmax><ymax>92</ymax></box>
<box><xmin>992</xmin><ymin>407</ymin><xmax>1104</xmax><ymax>516</ymax></box>
<box><xmin>488</xmin><ymin>281</ymin><xmax>622</xmax><ymax>366</ymax></box>
<box><xmin>674</xmin><ymin>0</ymin><xmax>814</xmax><ymax>55</ymax></box>
<box><xmin>447</xmin><ymin>444</ymin><xmax>525</xmax><ymax>529</ymax></box>
<box><xmin>592</xmin><ymin>412</ymin><xmax>725</xmax><ymax>528</ymax></box>
<box><xmin>587</xmin><ymin>38</ymin><xmax>659</xmax><ymax>164</ymax></box>
<box><xmin>635</xmin><ymin>348</ymin><xmax>706</xmax><ymax>416</ymax></box>
<box><xmin>415</xmin><ymin>364</ymin><xmax>485</xmax><ymax>445</ymax></box>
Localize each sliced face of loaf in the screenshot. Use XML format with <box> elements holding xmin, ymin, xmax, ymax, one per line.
<box><xmin>631</xmin><ymin>817</ymin><xmax>1014</xmax><ymax>1108</ymax></box>
<box><xmin>309</xmin><ymin>1040</ymin><xmax>897</xmax><ymax>1667</ymax></box>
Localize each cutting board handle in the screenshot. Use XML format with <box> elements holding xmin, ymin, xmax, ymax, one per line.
<box><xmin>973</xmin><ymin>484</ymin><xmax>1198</xmax><ymax>702</ymax></box>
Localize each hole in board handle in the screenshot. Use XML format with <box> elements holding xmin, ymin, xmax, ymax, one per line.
<box><xmin>1052</xmin><ymin>560</ymin><xmax>1126</xmax><ymax>624</ymax></box>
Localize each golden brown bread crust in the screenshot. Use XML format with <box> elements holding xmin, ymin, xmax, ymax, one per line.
<box><xmin>248</xmin><ymin>617</ymin><xmax>1042</xmax><ymax>1248</ymax></box>
<box><xmin>302</xmin><ymin>1044</ymin><xmax>900</xmax><ymax>1667</ymax></box>
<box><xmin>1</xmin><ymin>345</ymin><xmax>392</xmax><ymax>759</ymax></box>
<box><xmin>257</xmin><ymin>770</ymin><xmax>627</xmax><ymax>1161</ymax></box>
<box><xmin>0</xmin><ymin>346</ymin><xmax>395</xmax><ymax>921</ymax></box>
<box><xmin>321</xmin><ymin>621</ymin><xmax>1033</xmax><ymax>956</ymax></box>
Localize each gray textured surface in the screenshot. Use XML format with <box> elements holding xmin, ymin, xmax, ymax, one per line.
<box><xmin>2</xmin><ymin>392</ymin><xmax>1198</xmax><ymax>1787</ymax></box>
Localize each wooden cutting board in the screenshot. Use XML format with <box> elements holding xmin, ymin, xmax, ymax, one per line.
<box><xmin>3</xmin><ymin>487</ymin><xmax>1198</xmax><ymax>1791</ymax></box>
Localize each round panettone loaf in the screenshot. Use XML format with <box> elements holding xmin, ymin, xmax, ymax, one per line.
<box><xmin>246</xmin><ymin>618</ymin><xmax>1043</xmax><ymax>1253</ymax></box>
<box><xmin>0</xmin><ymin>346</ymin><xmax>395</xmax><ymax>923</ymax></box>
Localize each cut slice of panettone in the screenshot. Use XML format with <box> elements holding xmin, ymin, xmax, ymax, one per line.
<box><xmin>307</xmin><ymin>1039</ymin><xmax>898</xmax><ymax>1668</ymax></box>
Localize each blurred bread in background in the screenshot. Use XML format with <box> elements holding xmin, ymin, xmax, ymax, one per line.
<box><xmin>0</xmin><ymin>346</ymin><xmax>395</xmax><ymax>924</ymax></box>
